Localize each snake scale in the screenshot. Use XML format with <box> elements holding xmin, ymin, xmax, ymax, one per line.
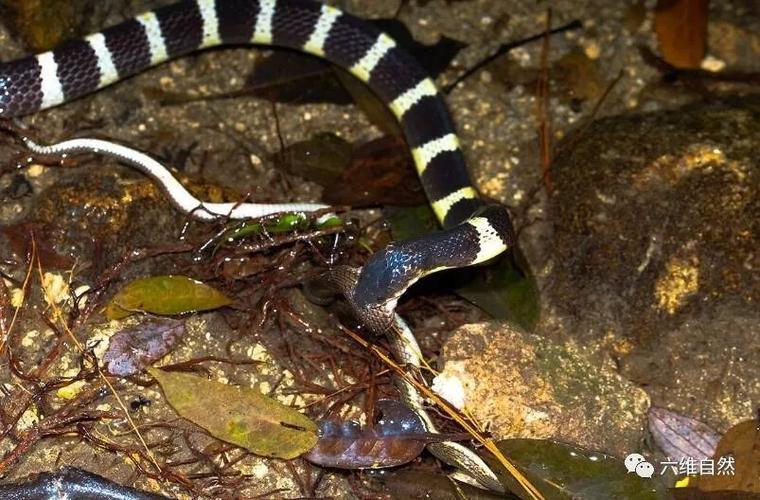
<box><xmin>0</xmin><ymin>0</ymin><xmax>514</xmax><ymax>492</ymax></box>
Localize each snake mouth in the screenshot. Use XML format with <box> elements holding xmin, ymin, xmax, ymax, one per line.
<box><xmin>351</xmin><ymin>299</ymin><xmax>398</xmax><ymax>335</ymax></box>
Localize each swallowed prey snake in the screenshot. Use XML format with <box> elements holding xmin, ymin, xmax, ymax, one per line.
<box><xmin>0</xmin><ymin>0</ymin><xmax>514</xmax><ymax>492</ymax></box>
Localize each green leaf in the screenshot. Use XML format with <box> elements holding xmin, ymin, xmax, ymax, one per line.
<box><xmin>106</xmin><ymin>275</ymin><xmax>233</xmax><ymax>320</ymax></box>
<box><xmin>454</xmin><ymin>250</ymin><xmax>540</xmax><ymax>332</ymax></box>
<box><xmin>149</xmin><ymin>368</ymin><xmax>318</xmax><ymax>459</ymax></box>
<box><xmin>223</xmin><ymin>213</ymin><xmax>310</xmax><ymax>243</ymax></box>
<box><xmin>487</xmin><ymin>439</ymin><xmax>668</xmax><ymax>500</ymax></box>
<box><xmin>317</xmin><ymin>215</ymin><xmax>343</xmax><ymax>229</ymax></box>
<box><xmin>387</xmin><ymin>205</ymin><xmax>438</xmax><ymax>241</ymax></box>
<box><xmin>213</xmin><ymin>214</ymin><xmax>343</xmax><ymax>255</ymax></box>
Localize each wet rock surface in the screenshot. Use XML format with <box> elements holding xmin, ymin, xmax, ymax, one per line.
<box><xmin>545</xmin><ymin>97</ymin><xmax>759</xmax><ymax>432</ymax></box>
<box><xmin>436</xmin><ymin>321</ymin><xmax>650</xmax><ymax>458</ymax></box>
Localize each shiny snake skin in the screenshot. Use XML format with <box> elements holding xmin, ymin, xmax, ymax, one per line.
<box><xmin>0</xmin><ymin>0</ymin><xmax>514</xmax><ymax>491</ymax></box>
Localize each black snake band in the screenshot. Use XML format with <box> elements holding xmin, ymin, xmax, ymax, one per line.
<box><xmin>0</xmin><ymin>1</ymin><xmax>516</xmax><ymax>492</ymax></box>
<box><xmin>0</xmin><ymin>0</ymin><xmax>515</xmax><ymax>325</ymax></box>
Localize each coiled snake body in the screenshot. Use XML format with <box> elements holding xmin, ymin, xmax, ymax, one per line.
<box><xmin>0</xmin><ymin>0</ymin><xmax>513</xmax><ymax>491</ymax></box>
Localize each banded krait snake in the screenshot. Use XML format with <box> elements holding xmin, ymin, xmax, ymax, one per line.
<box><xmin>0</xmin><ymin>0</ymin><xmax>514</xmax><ymax>492</ymax></box>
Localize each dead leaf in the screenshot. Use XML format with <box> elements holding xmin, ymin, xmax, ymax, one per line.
<box><xmin>648</xmin><ymin>406</ymin><xmax>721</xmax><ymax>461</ymax></box>
<box><xmin>3</xmin><ymin>0</ymin><xmax>76</xmax><ymax>51</ymax></box>
<box><xmin>694</xmin><ymin>418</ymin><xmax>760</xmax><ymax>493</ymax></box>
<box><xmin>150</xmin><ymin>368</ymin><xmax>318</xmax><ymax>459</ymax></box>
<box><xmin>555</xmin><ymin>50</ymin><xmax>606</xmax><ymax>103</ymax></box>
<box><xmin>654</xmin><ymin>0</ymin><xmax>708</xmax><ymax>69</ymax></box>
<box><xmin>103</xmin><ymin>318</ymin><xmax>186</xmax><ymax>376</ymax></box>
<box><xmin>324</xmin><ymin>136</ymin><xmax>426</xmax><ymax>207</ymax></box>
<box><xmin>304</xmin><ymin>399</ymin><xmax>435</xmax><ymax>469</ymax></box>
<box><xmin>2</xmin><ymin>223</ymin><xmax>75</xmax><ymax>270</ymax></box>
<box><xmin>276</xmin><ymin>132</ymin><xmax>353</xmax><ymax>186</ymax></box>
<box><xmin>245</xmin><ymin>51</ymin><xmax>353</xmax><ymax>104</ymax></box>
<box><xmin>384</xmin><ymin>469</ymin><xmax>510</xmax><ymax>499</ymax></box>
<box><xmin>487</xmin><ymin>439</ymin><xmax>667</xmax><ymax>499</ymax></box>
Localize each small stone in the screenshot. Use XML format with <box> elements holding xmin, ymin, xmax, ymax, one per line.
<box><xmin>41</xmin><ymin>272</ymin><xmax>69</xmax><ymax>306</ymax></box>
<box><xmin>431</xmin><ymin>368</ymin><xmax>467</xmax><ymax>409</ymax></box>
<box><xmin>26</xmin><ymin>164</ymin><xmax>45</xmax><ymax>177</ymax></box>
<box><xmin>583</xmin><ymin>40</ymin><xmax>601</xmax><ymax>60</ymax></box>
<box><xmin>159</xmin><ymin>76</ymin><xmax>174</xmax><ymax>90</ymax></box>
<box><xmin>700</xmin><ymin>55</ymin><xmax>726</xmax><ymax>72</ymax></box>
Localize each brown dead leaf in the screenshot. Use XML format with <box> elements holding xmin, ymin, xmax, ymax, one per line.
<box><xmin>323</xmin><ymin>136</ymin><xmax>425</xmax><ymax>207</ymax></box>
<box><xmin>654</xmin><ymin>0</ymin><xmax>709</xmax><ymax>69</ymax></box>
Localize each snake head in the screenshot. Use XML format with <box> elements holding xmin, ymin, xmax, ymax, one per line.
<box><xmin>354</xmin><ymin>243</ymin><xmax>422</xmax><ymax>310</ymax></box>
<box><xmin>307</xmin><ymin>264</ymin><xmax>399</xmax><ymax>335</ymax></box>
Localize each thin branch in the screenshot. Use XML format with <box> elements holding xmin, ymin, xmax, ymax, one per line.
<box><xmin>443</xmin><ymin>19</ymin><xmax>582</xmax><ymax>93</ymax></box>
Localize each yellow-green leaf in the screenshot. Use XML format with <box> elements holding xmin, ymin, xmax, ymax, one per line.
<box><xmin>106</xmin><ymin>275</ymin><xmax>233</xmax><ymax>320</ymax></box>
<box><xmin>148</xmin><ymin>368</ymin><xmax>318</xmax><ymax>459</ymax></box>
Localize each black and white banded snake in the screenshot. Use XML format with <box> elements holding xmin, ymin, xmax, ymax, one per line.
<box><xmin>0</xmin><ymin>0</ymin><xmax>516</xmax><ymax>492</ymax></box>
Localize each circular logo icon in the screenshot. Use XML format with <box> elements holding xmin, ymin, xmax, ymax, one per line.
<box><xmin>635</xmin><ymin>461</ymin><xmax>655</xmax><ymax>478</ymax></box>
<box><xmin>624</xmin><ymin>453</ymin><xmax>646</xmax><ymax>473</ymax></box>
